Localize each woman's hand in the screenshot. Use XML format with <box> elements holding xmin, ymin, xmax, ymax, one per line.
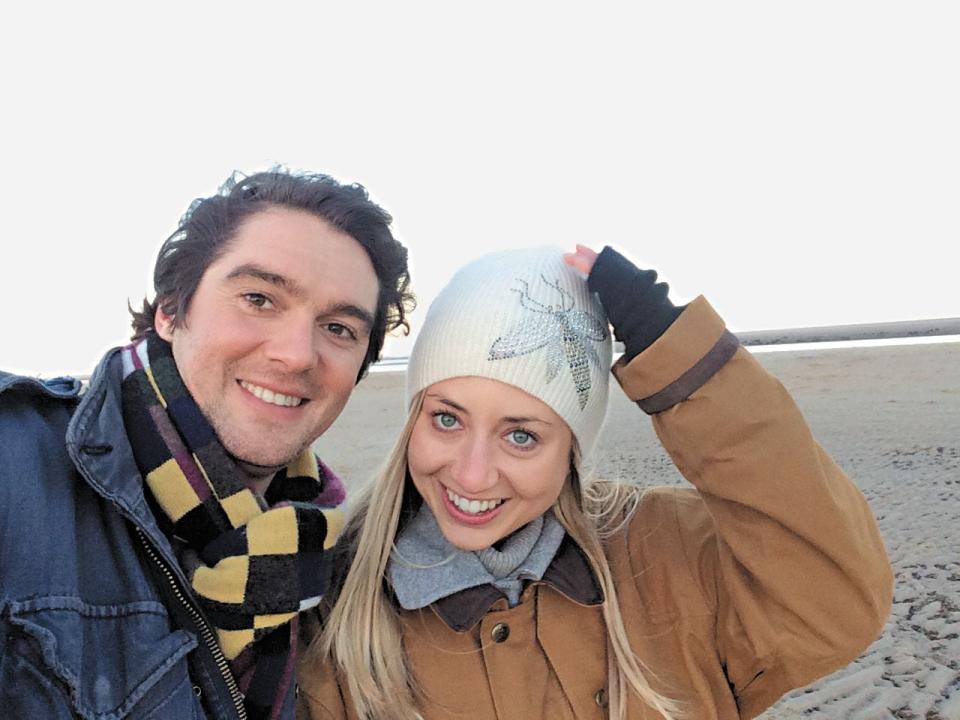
<box><xmin>562</xmin><ymin>244</ymin><xmax>599</xmax><ymax>276</ymax></box>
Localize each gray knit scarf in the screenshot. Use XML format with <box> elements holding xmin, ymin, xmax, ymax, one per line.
<box><xmin>389</xmin><ymin>503</ymin><xmax>565</xmax><ymax>608</ymax></box>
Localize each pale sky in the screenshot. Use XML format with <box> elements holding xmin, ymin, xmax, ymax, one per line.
<box><xmin>2</xmin><ymin>2</ymin><xmax>958</xmax><ymax>376</ymax></box>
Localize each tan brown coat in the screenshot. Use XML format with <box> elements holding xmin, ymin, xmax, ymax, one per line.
<box><xmin>299</xmin><ymin>297</ymin><xmax>893</xmax><ymax>719</ymax></box>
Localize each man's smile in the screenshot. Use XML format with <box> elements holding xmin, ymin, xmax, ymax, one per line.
<box><xmin>238</xmin><ymin>380</ymin><xmax>308</xmax><ymax>408</ymax></box>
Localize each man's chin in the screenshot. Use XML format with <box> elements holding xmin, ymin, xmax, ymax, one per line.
<box><xmin>222</xmin><ymin>438</ymin><xmax>306</xmax><ymax>473</ymax></box>
<box><xmin>230</xmin><ymin>452</ymin><xmax>288</xmax><ymax>470</ymax></box>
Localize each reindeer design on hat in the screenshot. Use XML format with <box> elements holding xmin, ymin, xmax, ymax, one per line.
<box><xmin>488</xmin><ymin>275</ymin><xmax>609</xmax><ymax>409</ymax></box>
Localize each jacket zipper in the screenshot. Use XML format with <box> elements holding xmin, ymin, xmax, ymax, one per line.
<box><xmin>136</xmin><ymin>528</ymin><xmax>248</xmax><ymax>720</ymax></box>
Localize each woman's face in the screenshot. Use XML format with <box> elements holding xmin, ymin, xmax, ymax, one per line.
<box><xmin>407</xmin><ymin>376</ymin><xmax>573</xmax><ymax>551</ymax></box>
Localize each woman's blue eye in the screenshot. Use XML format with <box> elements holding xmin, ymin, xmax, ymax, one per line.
<box><xmin>509</xmin><ymin>429</ymin><xmax>535</xmax><ymax>447</ymax></box>
<box><xmin>434</xmin><ymin>412</ymin><xmax>458</xmax><ymax>429</ymax></box>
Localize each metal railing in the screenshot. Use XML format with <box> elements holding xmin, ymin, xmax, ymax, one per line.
<box><xmin>374</xmin><ymin>317</ymin><xmax>960</xmax><ymax>365</ymax></box>
<box><xmin>734</xmin><ymin>317</ymin><xmax>960</xmax><ymax>347</ymax></box>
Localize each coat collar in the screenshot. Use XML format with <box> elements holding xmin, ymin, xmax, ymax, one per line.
<box><xmin>429</xmin><ymin>534</ymin><xmax>605</xmax><ymax>632</ymax></box>
<box><xmin>65</xmin><ymin>348</ymin><xmax>176</xmax><ymax>560</ymax></box>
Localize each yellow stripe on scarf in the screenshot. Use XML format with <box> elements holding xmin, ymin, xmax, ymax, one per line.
<box><xmin>248</xmin><ymin>507</ymin><xmax>299</xmax><ymax>555</ymax></box>
<box><xmin>146</xmin><ymin>459</ymin><xmax>202</xmax><ymax>522</ymax></box>
<box><xmin>220</xmin><ymin>490</ymin><xmax>262</xmax><ymax>528</ymax></box>
<box><xmin>323</xmin><ymin>509</ymin><xmax>345</xmax><ymax>549</ymax></box>
<box><xmin>218</xmin><ymin>629</ymin><xmax>256</xmax><ymax>661</ymax></box>
<box><xmin>286</xmin><ymin>451</ymin><xmax>318</xmax><ymax>479</ymax></box>
<box><xmin>143</xmin><ymin>367</ymin><xmax>167</xmax><ymax>409</ymax></box>
<box><xmin>193</xmin><ymin>556</ymin><xmax>250</xmax><ymax>604</ymax></box>
<box><xmin>254</xmin><ymin>611</ymin><xmax>297</xmax><ymax>629</ymax></box>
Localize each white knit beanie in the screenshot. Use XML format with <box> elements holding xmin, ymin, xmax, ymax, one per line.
<box><xmin>406</xmin><ymin>247</ymin><xmax>612</xmax><ymax>459</ymax></box>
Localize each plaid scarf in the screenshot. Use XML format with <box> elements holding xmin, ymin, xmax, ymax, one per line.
<box><xmin>120</xmin><ymin>336</ymin><xmax>345</xmax><ymax>720</ymax></box>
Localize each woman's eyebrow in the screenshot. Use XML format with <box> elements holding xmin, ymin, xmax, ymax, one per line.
<box><xmin>502</xmin><ymin>416</ymin><xmax>552</xmax><ymax>425</ymax></box>
<box><xmin>433</xmin><ymin>397</ymin><xmax>468</xmax><ymax>414</ymax></box>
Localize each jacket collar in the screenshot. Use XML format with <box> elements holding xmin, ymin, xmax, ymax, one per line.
<box><xmin>430</xmin><ymin>534</ymin><xmax>605</xmax><ymax>632</ymax></box>
<box><xmin>65</xmin><ymin>348</ymin><xmax>175</xmax><ymax>560</ymax></box>
<box><xmin>0</xmin><ymin>371</ymin><xmax>83</xmax><ymax>398</ymax></box>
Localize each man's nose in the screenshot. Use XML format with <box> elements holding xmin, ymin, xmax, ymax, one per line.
<box><xmin>266</xmin><ymin>319</ymin><xmax>319</xmax><ymax>373</ymax></box>
<box><xmin>451</xmin><ymin>437</ymin><xmax>498</xmax><ymax>494</ymax></box>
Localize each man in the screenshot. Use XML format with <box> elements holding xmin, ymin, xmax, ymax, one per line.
<box><xmin>0</xmin><ymin>170</ymin><xmax>414</xmax><ymax>719</ymax></box>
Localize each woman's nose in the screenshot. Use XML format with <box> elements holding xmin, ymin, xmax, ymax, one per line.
<box><xmin>451</xmin><ymin>438</ymin><xmax>498</xmax><ymax>494</ymax></box>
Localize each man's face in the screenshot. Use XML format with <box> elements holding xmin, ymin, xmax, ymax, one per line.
<box><xmin>156</xmin><ymin>207</ymin><xmax>380</xmax><ymax>467</ymax></box>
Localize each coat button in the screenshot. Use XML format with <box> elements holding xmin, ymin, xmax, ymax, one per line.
<box><xmin>491</xmin><ymin>623</ymin><xmax>510</xmax><ymax>643</ymax></box>
<box><xmin>594</xmin><ymin>688</ymin><xmax>608</xmax><ymax>708</ymax></box>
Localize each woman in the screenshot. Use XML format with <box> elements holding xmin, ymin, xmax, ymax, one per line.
<box><xmin>299</xmin><ymin>245</ymin><xmax>892</xmax><ymax>719</ymax></box>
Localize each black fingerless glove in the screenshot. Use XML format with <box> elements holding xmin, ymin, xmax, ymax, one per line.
<box><xmin>587</xmin><ymin>246</ymin><xmax>684</xmax><ymax>362</ymax></box>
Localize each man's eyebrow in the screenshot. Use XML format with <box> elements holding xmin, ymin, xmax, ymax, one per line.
<box><xmin>329</xmin><ymin>303</ymin><xmax>376</xmax><ymax>332</ymax></box>
<box><xmin>226</xmin><ymin>263</ymin><xmax>305</xmax><ymax>298</ymax></box>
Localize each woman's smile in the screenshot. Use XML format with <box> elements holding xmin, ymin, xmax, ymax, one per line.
<box><xmin>407</xmin><ymin>376</ymin><xmax>572</xmax><ymax>551</ymax></box>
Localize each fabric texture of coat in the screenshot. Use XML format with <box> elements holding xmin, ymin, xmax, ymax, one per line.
<box><xmin>298</xmin><ymin>297</ymin><xmax>893</xmax><ymax>720</ymax></box>
<box><xmin>2</xmin><ymin>351</ymin><xmax>254</xmax><ymax>719</ymax></box>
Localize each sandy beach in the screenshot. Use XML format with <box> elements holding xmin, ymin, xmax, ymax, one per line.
<box><xmin>314</xmin><ymin>340</ymin><xmax>960</xmax><ymax>719</ymax></box>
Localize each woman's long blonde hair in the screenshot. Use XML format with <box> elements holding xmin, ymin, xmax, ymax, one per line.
<box><xmin>309</xmin><ymin>392</ymin><xmax>679</xmax><ymax>719</ymax></box>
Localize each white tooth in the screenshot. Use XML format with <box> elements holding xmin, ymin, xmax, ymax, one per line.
<box><xmin>242</xmin><ymin>381</ymin><xmax>303</xmax><ymax>407</ymax></box>
<box><xmin>447</xmin><ymin>491</ymin><xmax>505</xmax><ymax>514</ymax></box>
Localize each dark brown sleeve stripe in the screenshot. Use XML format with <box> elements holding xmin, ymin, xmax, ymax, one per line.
<box><xmin>636</xmin><ymin>330</ymin><xmax>741</xmax><ymax>414</ymax></box>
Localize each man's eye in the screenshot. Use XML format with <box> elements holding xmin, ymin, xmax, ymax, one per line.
<box><xmin>326</xmin><ymin>323</ymin><xmax>357</xmax><ymax>340</ymax></box>
<box><xmin>243</xmin><ymin>293</ymin><xmax>273</xmax><ymax>309</ymax></box>
<box><xmin>507</xmin><ymin>429</ymin><xmax>537</xmax><ymax>448</ymax></box>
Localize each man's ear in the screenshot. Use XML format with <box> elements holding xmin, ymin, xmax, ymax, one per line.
<box><xmin>155</xmin><ymin>304</ymin><xmax>176</xmax><ymax>342</ymax></box>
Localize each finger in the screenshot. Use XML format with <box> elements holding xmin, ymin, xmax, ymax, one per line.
<box><xmin>575</xmin><ymin>244</ymin><xmax>599</xmax><ymax>262</ymax></box>
<box><xmin>562</xmin><ymin>253</ymin><xmax>592</xmax><ymax>275</ymax></box>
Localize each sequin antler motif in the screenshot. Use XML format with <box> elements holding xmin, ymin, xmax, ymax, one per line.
<box><xmin>488</xmin><ymin>275</ymin><xmax>608</xmax><ymax>409</ymax></box>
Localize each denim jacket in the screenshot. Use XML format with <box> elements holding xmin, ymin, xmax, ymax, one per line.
<box><xmin>0</xmin><ymin>350</ymin><xmax>247</xmax><ymax>719</ymax></box>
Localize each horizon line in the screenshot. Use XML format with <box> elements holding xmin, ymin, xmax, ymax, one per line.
<box><xmin>375</xmin><ymin>316</ymin><xmax>960</xmax><ymax>366</ymax></box>
<box><xmin>29</xmin><ymin>316</ymin><xmax>960</xmax><ymax>381</ymax></box>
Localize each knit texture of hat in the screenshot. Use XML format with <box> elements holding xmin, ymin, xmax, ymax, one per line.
<box><xmin>406</xmin><ymin>247</ymin><xmax>612</xmax><ymax>459</ymax></box>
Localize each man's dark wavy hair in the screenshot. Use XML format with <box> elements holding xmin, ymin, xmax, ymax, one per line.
<box><xmin>130</xmin><ymin>169</ymin><xmax>414</xmax><ymax>381</ymax></box>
